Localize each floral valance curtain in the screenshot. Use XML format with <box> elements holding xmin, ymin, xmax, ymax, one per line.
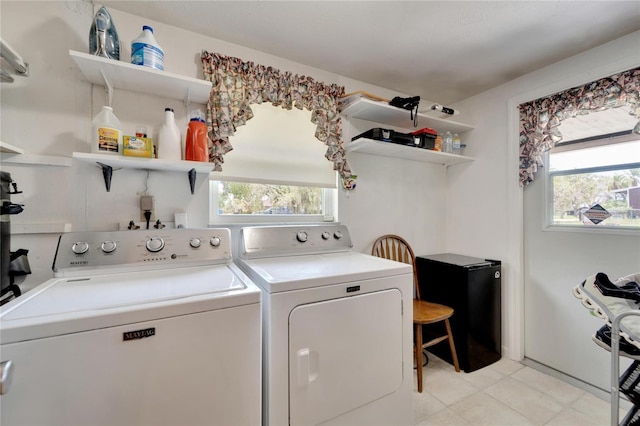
<box><xmin>200</xmin><ymin>51</ymin><xmax>356</xmax><ymax>189</ymax></box>
<box><xmin>518</xmin><ymin>67</ymin><xmax>640</xmax><ymax>187</ymax></box>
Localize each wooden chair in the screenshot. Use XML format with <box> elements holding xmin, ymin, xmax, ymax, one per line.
<box><xmin>371</xmin><ymin>234</ymin><xmax>460</xmax><ymax>393</ymax></box>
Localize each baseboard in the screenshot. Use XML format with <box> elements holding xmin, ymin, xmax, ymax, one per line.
<box><xmin>522</xmin><ymin>357</ymin><xmax>630</xmax><ymax>408</ymax></box>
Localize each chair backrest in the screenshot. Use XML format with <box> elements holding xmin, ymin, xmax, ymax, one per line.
<box><xmin>371</xmin><ymin>234</ymin><xmax>421</xmax><ymax>300</ymax></box>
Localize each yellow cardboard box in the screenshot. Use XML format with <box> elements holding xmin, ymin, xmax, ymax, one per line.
<box><xmin>123</xmin><ymin>136</ymin><xmax>153</xmax><ymax>158</ymax></box>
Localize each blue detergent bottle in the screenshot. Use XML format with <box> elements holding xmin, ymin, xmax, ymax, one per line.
<box><xmin>131</xmin><ymin>25</ymin><xmax>164</xmax><ymax>71</ymax></box>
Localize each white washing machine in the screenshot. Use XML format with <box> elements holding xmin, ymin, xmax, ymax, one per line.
<box><xmin>0</xmin><ymin>228</ymin><xmax>261</xmax><ymax>426</ymax></box>
<box><xmin>235</xmin><ymin>224</ymin><xmax>413</xmax><ymax>426</ymax></box>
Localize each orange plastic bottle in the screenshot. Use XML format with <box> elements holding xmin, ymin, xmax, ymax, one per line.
<box><xmin>185</xmin><ymin>111</ymin><xmax>209</xmax><ymax>162</ymax></box>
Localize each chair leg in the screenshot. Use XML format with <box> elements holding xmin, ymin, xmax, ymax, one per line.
<box><xmin>415</xmin><ymin>323</ymin><xmax>423</xmax><ymax>392</ymax></box>
<box><xmin>444</xmin><ymin>318</ymin><xmax>460</xmax><ymax>373</ymax></box>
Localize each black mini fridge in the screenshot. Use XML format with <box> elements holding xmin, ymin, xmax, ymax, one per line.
<box><xmin>416</xmin><ymin>253</ymin><xmax>501</xmax><ymax>372</ymax></box>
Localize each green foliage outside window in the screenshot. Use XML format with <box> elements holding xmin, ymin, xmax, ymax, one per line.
<box><xmin>552</xmin><ymin>169</ymin><xmax>640</xmax><ymax>227</ymax></box>
<box><xmin>217</xmin><ymin>182</ymin><xmax>323</xmax><ymax>215</ymax></box>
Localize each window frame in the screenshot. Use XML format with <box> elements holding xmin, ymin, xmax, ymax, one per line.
<box><xmin>208</xmin><ymin>180</ymin><xmax>337</xmax><ymax>225</ymax></box>
<box><xmin>205</xmin><ymin>103</ymin><xmax>341</xmax><ymax>226</ymax></box>
<box><xmin>543</xmin><ymin>132</ymin><xmax>640</xmax><ymax>235</ymax></box>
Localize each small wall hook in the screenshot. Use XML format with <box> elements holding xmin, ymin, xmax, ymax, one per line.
<box><xmin>9</xmin><ymin>182</ymin><xmax>22</xmax><ymax>194</ymax></box>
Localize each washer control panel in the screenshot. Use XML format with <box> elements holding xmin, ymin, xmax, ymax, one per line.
<box><xmin>53</xmin><ymin>228</ymin><xmax>232</xmax><ymax>274</ymax></box>
<box><xmin>240</xmin><ymin>224</ymin><xmax>352</xmax><ymax>258</ymax></box>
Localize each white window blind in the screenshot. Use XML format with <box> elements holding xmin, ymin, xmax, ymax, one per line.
<box><xmin>209</xmin><ymin>103</ymin><xmax>337</xmax><ymax>188</ymax></box>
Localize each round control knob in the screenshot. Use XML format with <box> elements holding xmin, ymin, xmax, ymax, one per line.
<box><xmin>72</xmin><ymin>241</ymin><xmax>89</xmax><ymax>255</ymax></box>
<box><xmin>334</xmin><ymin>231</ymin><xmax>343</xmax><ymax>240</ymax></box>
<box><xmin>321</xmin><ymin>231</ymin><xmax>331</xmax><ymax>240</ymax></box>
<box><xmin>210</xmin><ymin>236</ymin><xmax>221</xmax><ymax>247</ymax></box>
<box><xmin>190</xmin><ymin>238</ymin><xmax>202</xmax><ymax>248</ymax></box>
<box><xmin>296</xmin><ymin>231</ymin><xmax>308</xmax><ymax>243</ymax></box>
<box><xmin>100</xmin><ymin>240</ymin><xmax>117</xmax><ymax>253</ymax></box>
<box><xmin>146</xmin><ymin>237</ymin><xmax>165</xmax><ymax>253</ymax></box>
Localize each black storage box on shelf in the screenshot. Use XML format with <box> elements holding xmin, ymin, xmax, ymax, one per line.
<box><xmin>412</xmin><ymin>127</ymin><xmax>437</xmax><ymax>150</ymax></box>
<box><xmin>352</xmin><ymin>128</ymin><xmax>394</xmax><ymax>142</ymax></box>
<box><xmin>393</xmin><ymin>132</ymin><xmax>422</xmax><ymax>147</ymax></box>
<box><xmin>352</xmin><ymin>128</ymin><xmax>423</xmax><ymax>148</ymax></box>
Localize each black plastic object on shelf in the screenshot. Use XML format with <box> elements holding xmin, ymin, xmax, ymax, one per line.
<box><xmin>411</xmin><ymin>128</ymin><xmax>437</xmax><ymax>149</ymax></box>
<box><xmin>389</xmin><ymin>96</ymin><xmax>420</xmax><ymax>127</ymax></box>
<box><xmin>352</xmin><ymin>128</ymin><xmax>434</xmax><ymax>149</ymax></box>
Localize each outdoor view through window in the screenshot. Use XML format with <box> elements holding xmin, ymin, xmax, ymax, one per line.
<box><xmin>548</xmin><ymin>136</ymin><xmax>640</xmax><ymax>229</ymax></box>
<box><xmin>216</xmin><ymin>182</ymin><xmax>324</xmax><ymax>216</ymax></box>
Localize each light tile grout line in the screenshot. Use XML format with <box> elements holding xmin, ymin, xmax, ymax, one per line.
<box><xmin>413</xmin><ymin>356</ymin><xmax>618</xmax><ymax>426</ymax></box>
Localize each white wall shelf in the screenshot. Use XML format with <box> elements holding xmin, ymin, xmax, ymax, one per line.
<box><xmin>1</xmin><ymin>153</ymin><xmax>72</xmax><ymax>167</ymax></box>
<box><xmin>341</xmin><ymin>96</ymin><xmax>474</xmax><ymax>134</ymax></box>
<box><xmin>72</xmin><ymin>152</ymin><xmax>213</xmax><ymax>174</ymax></box>
<box><xmin>73</xmin><ymin>152</ymin><xmax>213</xmax><ymax>194</ymax></box>
<box><xmin>0</xmin><ymin>141</ymin><xmax>25</xmax><ymax>154</ymax></box>
<box><xmin>69</xmin><ymin>50</ymin><xmax>212</xmax><ymax>104</ymax></box>
<box><xmin>346</xmin><ymin>138</ymin><xmax>474</xmax><ymax>166</ymax></box>
<box><xmin>341</xmin><ymin>96</ymin><xmax>475</xmax><ymax>165</ymax></box>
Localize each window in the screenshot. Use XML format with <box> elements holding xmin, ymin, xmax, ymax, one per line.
<box><xmin>208</xmin><ymin>103</ymin><xmax>337</xmax><ymax>224</ymax></box>
<box><xmin>210</xmin><ymin>182</ymin><xmax>335</xmax><ymax>223</ymax></box>
<box><xmin>547</xmin><ymin>133</ymin><xmax>640</xmax><ymax>231</ymax></box>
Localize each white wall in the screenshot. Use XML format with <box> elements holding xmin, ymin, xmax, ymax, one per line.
<box><xmin>448</xmin><ymin>30</ymin><xmax>640</xmax><ymax>386</ymax></box>
<box><xmin>1</xmin><ymin>2</ymin><xmax>447</xmax><ymax>293</ymax></box>
<box><xmin>1</xmin><ymin>1</ymin><xmax>94</xmax><ymax>291</ymax></box>
<box><xmin>4</xmin><ymin>2</ymin><xmax>637</xmax><ymax>385</ymax></box>
<box><xmin>338</xmin><ymin>152</ymin><xmax>447</xmax><ymax>255</ymax></box>
<box><xmin>516</xmin><ymin>34</ymin><xmax>639</xmax><ymax>391</ymax></box>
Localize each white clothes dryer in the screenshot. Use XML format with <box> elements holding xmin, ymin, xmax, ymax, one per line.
<box><xmin>235</xmin><ymin>224</ymin><xmax>413</xmax><ymax>426</ymax></box>
<box><xmin>0</xmin><ymin>228</ymin><xmax>261</xmax><ymax>426</ymax></box>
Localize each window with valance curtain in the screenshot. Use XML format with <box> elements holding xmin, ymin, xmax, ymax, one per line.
<box><xmin>200</xmin><ymin>51</ymin><xmax>357</xmax><ymax>190</ymax></box>
<box><xmin>518</xmin><ymin>67</ymin><xmax>640</xmax><ymax>187</ymax></box>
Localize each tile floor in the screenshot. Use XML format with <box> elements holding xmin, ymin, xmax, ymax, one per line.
<box><xmin>413</xmin><ymin>353</ymin><xmax>626</xmax><ymax>425</ymax></box>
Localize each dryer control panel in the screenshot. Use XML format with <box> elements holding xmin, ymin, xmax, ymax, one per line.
<box><xmin>53</xmin><ymin>228</ymin><xmax>232</xmax><ymax>276</ymax></box>
<box><xmin>240</xmin><ymin>224</ymin><xmax>353</xmax><ymax>259</ymax></box>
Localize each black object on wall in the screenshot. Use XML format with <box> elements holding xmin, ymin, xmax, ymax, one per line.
<box><xmin>1</xmin><ymin>171</ymin><xmax>25</xmax><ymax>302</ymax></box>
<box><xmin>416</xmin><ymin>253</ymin><xmax>501</xmax><ymax>373</ymax></box>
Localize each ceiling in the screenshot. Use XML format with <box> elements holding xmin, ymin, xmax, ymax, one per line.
<box><xmin>101</xmin><ymin>1</ymin><xmax>640</xmax><ymax>106</ymax></box>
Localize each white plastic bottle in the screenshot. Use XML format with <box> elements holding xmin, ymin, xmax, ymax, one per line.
<box><xmin>158</xmin><ymin>107</ymin><xmax>182</xmax><ymax>161</ymax></box>
<box><xmin>131</xmin><ymin>25</ymin><xmax>164</xmax><ymax>70</ymax></box>
<box><xmin>443</xmin><ymin>131</ymin><xmax>453</xmax><ymax>153</ymax></box>
<box><xmin>91</xmin><ymin>106</ymin><xmax>123</xmax><ymax>154</ymax></box>
<box><xmin>452</xmin><ymin>133</ymin><xmax>461</xmax><ymax>155</ymax></box>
